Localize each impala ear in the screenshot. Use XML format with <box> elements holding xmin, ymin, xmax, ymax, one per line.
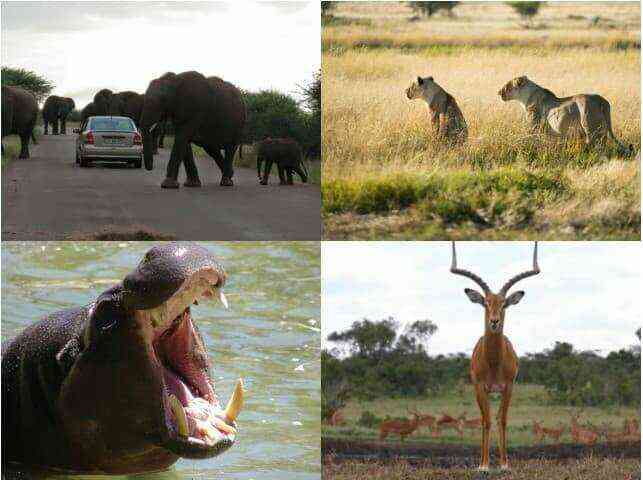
<box><xmin>464</xmin><ymin>288</ymin><xmax>485</xmax><ymax>306</ymax></box>
<box><xmin>504</xmin><ymin>291</ymin><xmax>525</xmax><ymax>307</ymax></box>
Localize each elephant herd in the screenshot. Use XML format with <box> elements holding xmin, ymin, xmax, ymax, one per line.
<box><xmin>2</xmin><ymin>70</ymin><xmax>308</xmax><ymax>188</ymax></box>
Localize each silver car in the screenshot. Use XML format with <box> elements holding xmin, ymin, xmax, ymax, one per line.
<box><xmin>74</xmin><ymin>116</ymin><xmax>143</xmax><ymax>168</ymax></box>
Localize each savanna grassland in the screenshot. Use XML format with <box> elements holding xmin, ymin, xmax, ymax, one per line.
<box><xmin>322</xmin><ymin>2</ymin><xmax>641</xmax><ymax>240</ymax></box>
<box><xmin>322</xmin><ymin>386</ymin><xmax>640</xmax><ymax>479</ymax></box>
<box><xmin>322</xmin><ymin>385</ymin><xmax>639</xmax><ymax>446</ymax></box>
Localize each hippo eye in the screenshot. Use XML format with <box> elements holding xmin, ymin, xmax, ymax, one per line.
<box><xmin>92</xmin><ymin>300</ymin><xmax>121</xmax><ymax>331</ymax></box>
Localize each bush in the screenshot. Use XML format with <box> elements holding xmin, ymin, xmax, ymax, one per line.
<box><xmin>1</xmin><ymin>67</ymin><xmax>54</xmax><ymax>102</ymax></box>
<box><xmin>321</xmin><ymin>1</ymin><xmax>335</xmax><ymax>16</ymax></box>
<box><xmin>408</xmin><ymin>2</ymin><xmax>458</xmax><ymax>17</ymax></box>
<box><xmin>243</xmin><ymin>89</ymin><xmax>319</xmax><ymax>157</ymax></box>
<box><xmin>357</xmin><ymin>411</ymin><xmax>381</xmax><ymax>429</ymax></box>
<box><xmin>506</xmin><ymin>1</ymin><xmax>543</xmax><ymax>20</ymax></box>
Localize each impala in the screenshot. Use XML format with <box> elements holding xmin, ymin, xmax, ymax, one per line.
<box><xmin>379</xmin><ymin>412</ymin><xmax>421</xmax><ymax>442</ymax></box>
<box><xmin>533</xmin><ymin>420</ymin><xmax>565</xmax><ymax>443</ymax></box>
<box><xmin>459</xmin><ymin>413</ymin><xmax>483</xmax><ymax>432</ymax></box>
<box><xmin>450</xmin><ymin>241</ymin><xmax>541</xmax><ymax>471</ymax></box>
<box><xmin>437</xmin><ymin>413</ymin><xmax>464</xmax><ymax>437</ymax></box>
<box><xmin>569</xmin><ymin>412</ymin><xmax>599</xmax><ymax>445</ymax></box>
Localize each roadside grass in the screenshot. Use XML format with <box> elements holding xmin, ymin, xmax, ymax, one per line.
<box><xmin>322</xmin><ymin>41</ymin><xmax>640</xmax><ymax>239</ymax></box>
<box><xmin>323</xmin><ymin>456</ymin><xmax>641</xmax><ymax>480</ymax></box>
<box><xmin>2</xmin><ymin>130</ymin><xmax>43</xmax><ymax>168</ymax></box>
<box><xmin>322</xmin><ymin>385</ymin><xmax>640</xmax><ymax>448</ymax></box>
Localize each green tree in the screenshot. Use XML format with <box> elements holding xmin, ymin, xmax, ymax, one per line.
<box><xmin>243</xmin><ymin>90</ymin><xmax>308</xmax><ymax>144</ymax></box>
<box><xmin>506</xmin><ymin>2</ymin><xmax>543</xmax><ymax>22</ymax></box>
<box><xmin>408</xmin><ymin>2</ymin><xmax>458</xmax><ymax>17</ymax></box>
<box><xmin>298</xmin><ymin>69</ymin><xmax>321</xmax><ymax>157</ymax></box>
<box><xmin>1</xmin><ymin>67</ymin><xmax>54</xmax><ymax>102</ymax></box>
<box><xmin>327</xmin><ymin>317</ymin><xmax>398</xmax><ymax>358</ymax></box>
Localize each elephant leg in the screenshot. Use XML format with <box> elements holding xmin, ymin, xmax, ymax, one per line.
<box><xmin>158</xmin><ymin>124</ymin><xmax>166</xmax><ymax>148</ymax></box>
<box><xmin>293</xmin><ymin>165</ymin><xmax>308</xmax><ymax>183</ymax></box>
<box><xmin>18</xmin><ymin>132</ymin><xmax>30</xmax><ymax>159</ymax></box>
<box><xmin>278</xmin><ymin>165</ymin><xmax>287</xmax><ymax>185</ymax></box>
<box><xmin>260</xmin><ymin>160</ymin><xmax>273</xmax><ymax>185</ymax></box>
<box><xmin>286</xmin><ymin>168</ymin><xmax>294</xmax><ymax>185</ymax></box>
<box><xmin>44</xmin><ymin>120</ymin><xmax>49</xmax><ymax>135</ymax></box>
<box><xmin>53</xmin><ymin>119</ymin><xmax>59</xmax><ymax>135</ymax></box>
<box><xmin>61</xmin><ymin>119</ymin><xmax>67</xmax><ymax>135</ymax></box>
<box><xmin>220</xmin><ymin>144</ymin><xmax>238</xmax><ymax>187</ymax></box>
<box><xmin>152</xmin><ymin>128</ymin><xmax>159</xmax><ymax>155</ymax></box>
<box><xmin>183</xmin><ymin>144</ymin><xmax>202</xmax><ymax>188</ymax></box>
<box><xmin>162</xmin><ymin>134</ymin><xmax>188</xmax><ymax>189</ymax></box>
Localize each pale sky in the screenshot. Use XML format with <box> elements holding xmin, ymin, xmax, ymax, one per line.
<box><xmin>322</xmin><ymin>242</ymin><xmax>641</xmax><ymax>357</ymax></box>
<box><xmin>1</xmin><ymin>1</ymin><xmax>320</xmax><ymax>107</ymax></box>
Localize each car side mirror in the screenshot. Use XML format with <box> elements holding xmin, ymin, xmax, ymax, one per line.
<box><xmin>72</xmin><ymin>128</ymin><xmax>80</xmax><ymax>134</ymax></box>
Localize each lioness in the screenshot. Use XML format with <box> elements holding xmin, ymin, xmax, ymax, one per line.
<box><xmin>406</xmin><ymin>76</ymin><xmax>468</xmax><ymax>144</ymax></box>
<box><xmin>499</xmin><ymin>75</ymin><xmax>632</xmax><ymax>155</ymax></box>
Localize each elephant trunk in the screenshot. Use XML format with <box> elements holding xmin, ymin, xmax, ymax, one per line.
<box><xmin>300</xmin><ymin>156</ymin><xmax>309</xmax><ymax>183</ymax></box>
<box><xmin>143</xmin><ymin>128</ymin><xmax>155</xmax><ymax>170</ymax></box>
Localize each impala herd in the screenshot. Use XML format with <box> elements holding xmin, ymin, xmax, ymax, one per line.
<box><xmin>328</xmin><ymin>407</ymin><xmax>639</xmax><ymax>446</ymax></box>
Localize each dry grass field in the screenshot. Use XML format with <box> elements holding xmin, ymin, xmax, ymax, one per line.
<box><xmin>322</xmin><ymin>2</ymin><xmax>641</xmax><ymax>239</ymax></box>
<box><xmin>323</xmin><ymin>456</ymin><xmax>641</xmax><ymax>480</ymax></box>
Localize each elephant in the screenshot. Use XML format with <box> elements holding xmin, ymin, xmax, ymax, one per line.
<box><xmin>93</xmin><ymin>89</ymin><xmax>114</xmax><ymax>115</ymax></box>
<box><xmin>42</xmin><ymin>95</ymin><xmax>75</xmax><ymax>135</ymax></box>
<box><xmin>256</xmin><ymin>137</ymin><xmax>308</xmax><ymax>185</ymax></box>
<box><xmin>80</xmin><ymin>102</ymin><xmax>97</xmax><ymax>124</ymax></box>
<box><xmin>1</xmin><ymin>85</ymin><xmax>39</xmax><ymax>159</ymax></box>
<box><xmin>107</xmin><ymin>91</ymin><xmax>163</xmax><ymax>154</ymax></box>
<box><xmin>140</xmin><ymin>71</ymin><xmax>246</xmax><ymax>188</ymax></box>
<box><xmin>107</xmin><ymin>91</ymin><xmax>144</xmax><ymax>123</ymax></box>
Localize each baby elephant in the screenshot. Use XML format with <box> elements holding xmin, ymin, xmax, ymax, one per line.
<box><xmin>257</xmin><ymin>137</ymin><xmax>308</xmax><ymax>185</ymax></box>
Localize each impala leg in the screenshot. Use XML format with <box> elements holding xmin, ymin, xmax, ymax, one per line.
<box><xmin>474</xmin><ymin>383</ymin><xmax>491</xmax><ymax>471</ymax></box>
<box><xmin>497</xmin><ymin>383</ymin><xmax>513</xmax><ymax>471</ymax></box>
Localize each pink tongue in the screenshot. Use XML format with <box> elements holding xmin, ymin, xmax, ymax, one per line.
<box><xmin>163</xmin><ymin>368</ymin><xmax>194</xmax><ymax>406</ymax></box>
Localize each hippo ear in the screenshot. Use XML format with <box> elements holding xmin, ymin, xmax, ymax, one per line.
<box><xmin>56</xmin><ymin>337</ymin><xmax>82</xmax><ymax>374</ymax></box>
<box><xmin>428</xmin><ymin>76</ymin><xmax>433</xmax><ymax>82</ymax></box>
<box><xmin>417</xmin><ymin>76</ymin><xmax>424</xmax><ymax>85</ymax></box>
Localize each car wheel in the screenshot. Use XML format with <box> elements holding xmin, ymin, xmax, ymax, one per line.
<box><xmin>134</xmin><ymin>158</ymin><xmax>142</xmax><ymax>169</ymax></box>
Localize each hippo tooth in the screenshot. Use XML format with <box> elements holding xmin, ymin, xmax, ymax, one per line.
<box><xmin>217</xmin><ymin>289</ymin><xmax>229</xmax><ymax>309</ymax></box>
<box><xmin>213</xmin><ymin>416</ymin><xmax>237</xmax><ymax>435</ymax></box>
<box><xmin>169</xmin><ymin>394</ymin><xmax>189</xmax><ymax>437</ymax></box>
<box><xmin>224</xmin><ymin>378</ymin><xmax>244</xmax><ymax>422</ymax></box>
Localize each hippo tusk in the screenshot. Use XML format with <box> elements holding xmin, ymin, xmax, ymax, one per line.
<box><xmin>217</xmin><ymin>289</ymin><xmax>229</xmax><ymax>309</ymax></box>
<box><xmin>169</xmin><ymin>394</ymin><xmax>189</xmax><ymax>437</ymax></box>
<box><xmin>224</xmin><ymin>378</ymin><xmax>244</xmax><ymax>422</ymax></box>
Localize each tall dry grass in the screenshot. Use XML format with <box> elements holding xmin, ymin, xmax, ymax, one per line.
<box><xmin>322</xmin><ymin>45</ymin><xmax>640</xmax><ymax>239</ymax></box>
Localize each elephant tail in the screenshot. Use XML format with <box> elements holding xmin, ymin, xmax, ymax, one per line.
<box><xmin>300</xmin><ymin>156</ymin><xmax>309</xmax><ymax>183</ymax></box>
<box><xmin>238</xmin><ymin>144</ymin><xmax>243</xmax><ymax>159</ymax></box>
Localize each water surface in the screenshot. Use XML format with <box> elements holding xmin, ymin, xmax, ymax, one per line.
<box><xmin>1</xmin><ymin>241</ymin><xmax>321</xmax><ymax>480</ymax></box>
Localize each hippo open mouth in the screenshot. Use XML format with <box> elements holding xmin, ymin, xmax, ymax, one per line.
<box><xmin>134</xmin><ymin>266</ymin><xmax>243</xmax><ymax>459</ymax></box>
<box><xmin>2</xmin><ymin>242</ymin><xmax>244</xmax><ymax>474</ymax></box>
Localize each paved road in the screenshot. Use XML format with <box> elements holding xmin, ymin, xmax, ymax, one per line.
<box><xmin>2</xmin><ymin>135</ymin><xmax>320</xmax><ymax>240</ymax></box>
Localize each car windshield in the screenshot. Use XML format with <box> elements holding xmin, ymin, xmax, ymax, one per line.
<box><xmin>89</xmin><ymin>118</ymin><xmax>135</xmax><ymax>132</ymax></box>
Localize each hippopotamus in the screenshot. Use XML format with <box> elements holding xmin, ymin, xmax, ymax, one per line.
<box><xmin>2</xmin><ymin>242</ymin><xmax>243</xmax><ymax>475</ymax></box>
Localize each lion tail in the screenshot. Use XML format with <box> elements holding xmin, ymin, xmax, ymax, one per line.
<box><xmin>603</xmin><ymin>100</ymin><xmax>633</xmax><ymax>157</ymax></box>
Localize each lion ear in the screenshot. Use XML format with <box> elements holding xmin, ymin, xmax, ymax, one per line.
<box><xmin>417</xmin><ymin>76</ymin><xmax>424</xmax><ymax>85</ymax></box>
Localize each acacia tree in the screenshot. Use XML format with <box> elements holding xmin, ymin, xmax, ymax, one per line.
<box><xmin>506</xmin><ymin>1</ymin><xmax>543</xmax><ymax>25</ymax></box>
<box><xmin>408</xmin><ymin>2</ymin><xmax>458</xmax><ymax>17</ymax></box>
<box><xmin>1</xmin><ymin>67</ymin><xmax>54</xmax><ymax>102</ymax></box>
